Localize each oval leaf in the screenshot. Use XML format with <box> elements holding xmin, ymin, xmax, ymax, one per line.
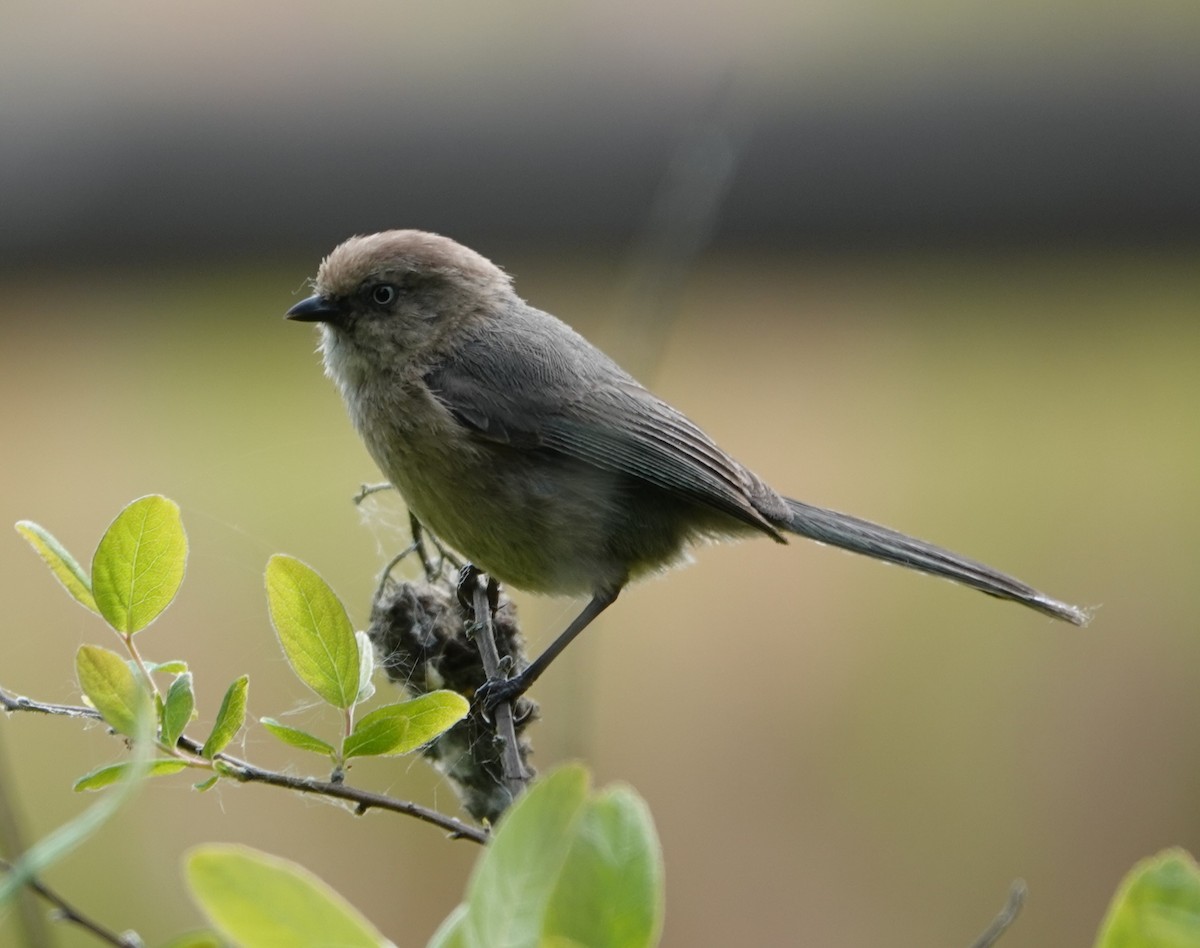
<box><xmin>459</xmin><ymin>765</ymin><xmax>590</xmax><ymax>948</ymax></box>
<box><xmin>265</xmin><ymin>555</ymin><xmax>359</xmax><ymax>709</ymax></box>
<box><xmin>260</xmin><ymin>718</ymin><xmax>336</xmax><ymax>757</ymax></box>
<box><xmin>162</xmin><ymin>672</ymin><xmax>196</xmax><ymax>749</ymax></box>
<box><xmin>76</xmin><ymin>645</ymin><xmax>152</xmax><ymax>737</ymax></box>
<box><xmin>15</xmin><ymin>520</ymin><xmax>99</xmax><ymax>614</ymax></box>
<box><xmin>355</xmin><ymin>630</ymin><xmax>376</xmax><ymax>704</ymax></box>
<box><xmin>1096</xmin><ymin>848</ymin><xmax>1200</xmax><ymax>948</ymax></box>
<box><xmin>91</xmin><ymin>495</ymin><xmax>188</xmax><ymax>634</ymax></box>
<box><xmin>146</xmin><ymin>660</ymin><xmax>189</xmax><ymax>675</ymax></box>
<box><xmin>74</xmin><ymin>759</ymin><xmax>189</xmax><ymax>792</ymax></box>
<box><xmin>543</xmin><ymin>786</ymin><xmax>665</xmax><ymax>948</ymax></box>
<box><xmin>186</xmin><ymin>844</ymin><xmax>388</xmax><ymax>948</ymax></box>
<box><xmin>344</xmin><ymin>691</ymin><xmax>469</xmax><ymax>759</ymax></box>
<box><xmin>202</xmin><ymin>676</ymin><xmax>249</xmax><ymax>759</ymax></box>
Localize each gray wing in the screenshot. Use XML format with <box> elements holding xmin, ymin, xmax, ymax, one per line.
<box><xmin>423</xmin><ymin>313</ymin><xmax>782</xmax><ymax>538</ymax></box>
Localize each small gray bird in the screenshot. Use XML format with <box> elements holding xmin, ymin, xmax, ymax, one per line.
<box><xmin>287</xmin><ymin>230</ymin><xmax>1088</xmax><ymax>709</ymax></box>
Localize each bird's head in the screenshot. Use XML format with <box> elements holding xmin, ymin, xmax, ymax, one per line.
<box><xmin>287</xmin><ymin>229</ymin><xmax>514</xmax><ymax>375</ymax></box>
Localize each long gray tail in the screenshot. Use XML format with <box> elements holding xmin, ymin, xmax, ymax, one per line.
<box><xmin>783</xmin><ymin>497</ymin><xmax>1090</xmax><ymax>625</ymax></box>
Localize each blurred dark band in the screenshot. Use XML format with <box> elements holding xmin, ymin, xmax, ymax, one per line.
<box><xmin>3</xmin><ymin>63</ymin><xmax>1198</xmax><ymax>270</ymax></box>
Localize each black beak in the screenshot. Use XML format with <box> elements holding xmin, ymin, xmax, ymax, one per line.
<box><xmin>286</xmin><ymin>294</ymin><xmax>340</xmax><ymax>323</ymax></box>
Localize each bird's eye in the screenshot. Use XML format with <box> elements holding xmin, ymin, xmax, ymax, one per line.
<box><xmin>371</xmin><ymin>284</ymin><xmax>398</xmax><ymax>306</ymax></box>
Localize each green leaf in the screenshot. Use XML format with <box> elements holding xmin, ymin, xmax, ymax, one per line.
<box><xmin>260</xmin><ymin>718</ymin><xmax>336</xmax><ymax>757</ymax></box>
<box><xmin>91</xmin><ymin>495</ymin><xmax>188</xmax><ymax>634</ymax></box>
<box><xmin>202</xmin><ymin>676</ymin><xmax>249</xmax><ymax>758</ymax></box>
<box><xmin>194</xmin><ymin>775</ymin><xmax>220</xmax><ymax>792</ymax></box>
<box><xmin>265</xmin><ymin>555</ymin><xmax>359</xmax><ymax>709</ymax></box>
<box><xmin>146</xmin><ymin>659</ymin><xmax>189</xmax><ymax>675</ymax></box>
<box><xmin>439</xmin><ymin>767</ymin><xmax>665</xmax><ymax>948</ymax></box>
<box><xmin>75</xmin><ymin>644</ymin><xmax>152</xmax><ymax>738</ymax></box>
<box><xmin>543</xmin><ymin>786</ymin><xmax>665</xmax><ymax>948</ymax></box>
<box><xmin>1095</xmin><ymin>848</ymin><xmax>1200</xmax><ymax>948</ymax></box>
<box><xmin>344</xmin><ymin>691</ymin><xmax>469</xmax><ymax>759</ymax></box>
<box><xmin>15</xmin><ymin>520</ymin><xmax>99</xmax><ymax>614</ymax></box>
<box><xmin>74</xmin><ymin>759</ymin><xmax>189</xmax><ymax>791</ymax></box>
<box><xmin>458</xmin><ymin>765</ymin><xmax>590</xmax><ymax>948</ymax></box>
<box><xmin>186</xmin><ymin>844</ymin><xmax>389</xmax><ymax>948</ymax></box>
<box><xmin>162</xmin><ymin>672</ymin><xmax>196</xmax><ymax>749</ymax></box>
<box><xmin>356</xmin><ymin>630</ymin><xmax>376</xmax><ymax>704</ymax></box>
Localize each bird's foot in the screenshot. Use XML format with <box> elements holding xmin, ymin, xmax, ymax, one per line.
<box><xmin>475</xmin><ymin>670</ymin><xmax>529</xmax><ymax>719</ymax></box>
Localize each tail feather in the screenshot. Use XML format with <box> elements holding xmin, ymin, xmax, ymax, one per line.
<box><xmin>783</xmin><ymin>498</ymin><xmax>1091</xmax><ymax>626</ymax></box>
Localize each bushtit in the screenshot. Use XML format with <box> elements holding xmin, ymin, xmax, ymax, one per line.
<box><xmin>287</xmin><ymin>230</ymin><xmax>1088</xmax><ymax>709</ymax></box>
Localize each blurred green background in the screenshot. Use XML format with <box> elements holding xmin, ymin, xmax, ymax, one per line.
<box><xmin>3</xmin><ymin>3</ymin><xmax>1199</xmax><ymax>947</ymax></box>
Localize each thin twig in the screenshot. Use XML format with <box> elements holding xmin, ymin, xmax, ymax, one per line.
<box><xmin>969</xmin><ymin>880</ymin><xmax>1027</xmax><ymax>948</ymax></box>
<box><xmin>0</xmin><ymin>689</ymin><xmax>98</xmax><ymax>720</ymax></box>
<box><xmin>410</xmin><ymin>513</ymin><xmax>463</xmax><ymax>577</ymax></box>
<box><xmin>179</xmin><ymin>736</ymin><xmax>489</xmax><ymax>844</ymax></box>
<box><xmin>0</xmin><ymin>686</ymin><xmax>488</xmax><ymax>845</ymax></box>
<box><xmin>352</xmin><ymin>482</ymin><xmax>394</xmax><ymax>505</ymax></box>
<box><xmin>467</xmin><ymin>573</ymin><xmax>530</xmax><ymax>801</ymax></box>
<box><xmin>374</xmin><ymin>545</ymin><xmax>419</xmax><ymax>605</ymax></box>
<box><xmin>0</xmin><ymin>856</ymin><xmax>139</xmax><ymax>947</ymax></box>
<box><xmin>372</xmin><ymin>514</ymin><xmax>461</xmax><ymax>604</ymax></box>
<box><xmin>408</xmin><ymin>512</ymin><xmax>443</xmax><ymax>580</ymax></box>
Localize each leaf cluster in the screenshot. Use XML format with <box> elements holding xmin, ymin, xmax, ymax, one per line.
<box><xmin>18</xmin><ymin>498</ymin><xmax>470</xmax><ymax>795</ymax></box>
<box><xmin>7</xmin><ymin>495</ymin><xmax>668</xmax><ymax>947</ymax></box>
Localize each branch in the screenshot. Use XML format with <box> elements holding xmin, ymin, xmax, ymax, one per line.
<box><xmin>969</xmin><ymin>880</ymin><xmax>1027</xmax><ymax>948</ymax></box>
<box><xmin>0</xmin><ymin>689</ymin><xmax>98</xmax><ymax>720</ymax></box>
<box><xmin>467</xmin><ymin>570</ymin><xmax>531</xmax><ymax>802</ymax></box>
<box><xmin>179</xmin><ymin>735</ymin><xmax>488</xmax><ymax>844</ymax></box>
<box><xmin>0</xmin><ymin>685</ymin><xmax>489</xmax><ymax>846</ymax></box>
<box><xmin>0</xmin><ymin>856</ymin><xmax>139</xmax><ymax>947</ymax></box>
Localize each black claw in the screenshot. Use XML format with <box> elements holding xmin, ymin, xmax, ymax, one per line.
<box><xmin>475</xmin><ymin>673</ymin><xmax>526</xmax><ymax>719</ymax></box>
<box><xmin>456</xmin><ymin>564</ymin><xmax>482</xmax><ymax>612</ymax></box>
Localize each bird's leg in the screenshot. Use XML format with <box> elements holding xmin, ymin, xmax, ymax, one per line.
<box><xmin>475</xmin><ymin>587</ymin><xmax>620</xmax><ymax>714</ymax></box>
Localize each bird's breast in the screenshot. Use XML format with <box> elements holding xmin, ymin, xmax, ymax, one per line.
<box><xmin>346</xmin><ymin>380</ymin><xmax>631</xmax><ymax>595</ymax></box>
